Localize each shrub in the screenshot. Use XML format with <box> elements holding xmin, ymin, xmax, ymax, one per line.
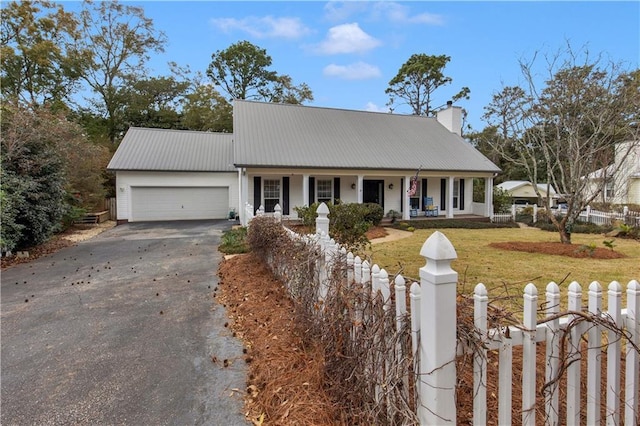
<box><xmin>294</xmin><ymin>202</ymin><xmax>321</xmax><ymax>228</ymax></box>
<box><xmin>394</xmin><ymin>219</ymin><xmax>518</xmax><ymax>230</ymax></box>
<box><xmin>493</xmin><ymin>187</ymin><xmax>512</xmax><ymax>214</ymax></box>
<box><xmin>329</xmin><ymin>203</ymin><xmax>372</xmax><ymax>251</ymax></box>
<box><xmin>220</xmin><ymin>227</ymin><xmax>249</xmax><ymax>254</ymax></box>
<box><xmin>359</xmin><ymin>203</ymin><xmax>384</xmax><ymax>225</ymax></box>
<box><xmin>386</xmin><ymin>209</ymin><xmax>401</xmax><ymax>223</ymax></box>
<box><xmin>294</xmin><ymin>202</ymin><xmax>383</xmax><ymax>250</ymax></box>
<box><xmin>533</xmin><ymin>220</ymin><xmax>614</xmax><ymax>235</ymax></box>
<box><xmin>247</xmin><ymin>217</ymin><xmax>289</xmax><ymax>259</ymax></box>
<box><xmin>613</xmin><ymin>222</ymin><xmax>640</xmax><ymax>240</ymax></box>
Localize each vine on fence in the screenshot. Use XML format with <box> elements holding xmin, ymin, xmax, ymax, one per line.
<box><xmin>246</xmin><ymin>216</ymin><xmax>639</xmax><ymax>424</ymax></box>
<box><xmin>248</xmin><ymin>216</ymin><xmax>417</xmax><ymax>424</ymax></box>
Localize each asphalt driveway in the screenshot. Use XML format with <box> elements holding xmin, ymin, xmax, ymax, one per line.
<box><xmin>1</xmin><ymin>220</ymin><xmax>248</xmax><ymax>425</ymax></box>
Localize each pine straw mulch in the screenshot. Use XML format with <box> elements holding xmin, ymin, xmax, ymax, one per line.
<box><xmin>1</xmin><ymin>231</ymin><xmax>77</xmax><ymax>269</ymax></box>
<box><xmin>489</xmin><ymin>241</ymin><xmax>626</xmax><ymax>259</ymax></box>
<box><xmin>1</xmin><ymin>222</ymin><xmax>116</xmax><ymax>270</ymax></box>
<box><xmin>217</xmin><ymin>252</ymin><xmax>340</xmax><ymax>426</ymax></box>
<box><xmin>218</xmin><ymin>252</ymin><xmax>632</xmax><ymax>426</ymax></box>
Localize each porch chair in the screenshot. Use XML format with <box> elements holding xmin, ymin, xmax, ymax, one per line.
<box><xmin>424</xmin><ymin>196</ymin><xmax>439</xmax><ymax>217</ymax></box>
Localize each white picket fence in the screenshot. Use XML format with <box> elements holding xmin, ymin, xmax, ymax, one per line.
<box><xmin>493</xmin><ymin>204</ymin><xmax>640</xmax><ymax>227</ymax></box>
<box><xmin>577</xmin><ymin>206</ymin><xmax>640</xmax><ymax>227</ymax></box>
<box><xmin>253</xmin><ymin>203</ymin><xmax>640</xmax><ymax>425</ymax></box>
<box><xmin>472</xmin><ymin>280</ymin><xmax>639</xmax><ymax>426</ymax></box>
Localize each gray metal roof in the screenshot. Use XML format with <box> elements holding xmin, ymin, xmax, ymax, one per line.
<box><xmin>107</xmin><ymin>127</ymin><xmax>235</xmax><ymax>172</ymax></box>
<box><xmin>233</xmin><ymin>100</ymin><xmax>500</xmax><ymax>173</ymax></box>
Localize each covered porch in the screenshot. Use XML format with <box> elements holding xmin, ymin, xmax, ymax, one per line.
<box><xmin>239</xmin><ymin>168</ymin><xmax>495</xmax><ymax>226</ymax></box>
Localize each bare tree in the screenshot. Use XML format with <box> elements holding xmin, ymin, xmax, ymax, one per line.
<box><xmin>483</xmin><ymin>44</ymin><xmax>639</xmax><ymax>244</ymax></box>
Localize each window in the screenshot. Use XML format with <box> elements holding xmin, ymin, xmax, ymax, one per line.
<box><xmin>605</xmin><ymin>180</ymin><xmax>615</xmax><ymax>200</ymax></box>
<box><xmin>263</xmin><ymin>179</ymin><xmax>280</xmax><ymax>212</ymax></box>
<box><xmin>317</xmin><ymin>179</ymin><xmax>332</xmax><ymax>203</ymax></box>
<box><xmin>453</xmin><ymin>179</ymin><xmax>459</xmax><ymax>209</ymax></box>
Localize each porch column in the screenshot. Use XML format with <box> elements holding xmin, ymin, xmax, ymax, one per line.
<box><xmin>240</xmin><ymin>168</ymin><xmax>249</xmax><ymax>225</ymax></box>
<box><xmin>447</xmin><ymin>176</ymin><xmax>455</xmax><ymax>218</ymax></box>
<box><xmin>485</xmin><ymin>176</ymin><xmax>494</xmax><ymax>218</ymax></box>
<box><xmin>403</xmin><ymin>175</ymin><xmax>412</xmax><ymax>220</ymax></box>
<box><xmin>357</xmin><ymin>175</ymin><xmax>364</xmax><ymax>204</ymax></box>
<box><xmin>302</xmin><ymin>174</ymin><xmax>309</xmax><ymax>207</ymax></box>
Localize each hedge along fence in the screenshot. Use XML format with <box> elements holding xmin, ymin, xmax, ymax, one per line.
<box><xmin>246</xmin><ymin>206</ymin><xmax>640</xmax><ymax>425</ymax></box>
<box><xmin>247</xmin><ymin>214</ymin><xmax>418</xmax><ymax>424</ymax></box>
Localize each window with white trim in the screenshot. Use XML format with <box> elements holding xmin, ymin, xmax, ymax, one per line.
<box><xmin>453</xmin><ymin>179</ymin><xmax>460</xmax><ymax>209</ymax></box>
<box><xmin>263</xmin><ymin>179</ymin><xmax>280</xmax><ymax>212</ymax></box>
<box><xmin>317</xmin><ymin>179</ymin><xmax>332</xmax><ymax>203</ymax></box>
<box><xmin>605</xmin><ymin>179</ymin><xmax>615</xmax><ymax>200</ymax></box>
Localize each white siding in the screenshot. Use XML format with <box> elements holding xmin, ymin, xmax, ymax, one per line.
<box><xmin>630</xmin><ymin>178</ymin><xmax>640</xmax><ymax>204</ymax></box>
<box><xmin>115</xmin><ymin>171</ymin><xmax>238</xmax><ymax>222</ymax></box>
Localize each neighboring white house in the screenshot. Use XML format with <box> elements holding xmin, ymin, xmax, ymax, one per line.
<box><xmin>496</xmin><ymin>181</ymin><xmax>558</xmax><ymax>206</ymax></box>
<box><xmin>108</xmin><ymin>101</ymin><xmax>501</xmax><ymax>224</ymax></box>
<box><xmin>583</xmin><ymin>141</ymin><xmax>640</xmax><ymax>205</ymax></box>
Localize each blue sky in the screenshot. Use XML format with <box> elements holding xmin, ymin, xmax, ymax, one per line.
<box><xmin>113</xmin><ymin>1</ymin><xmax>639</xmax><ymax>130</ymax></box>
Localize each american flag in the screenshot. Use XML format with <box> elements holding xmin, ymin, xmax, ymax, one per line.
<box><xmin>407</xmin><ymin>166</ymin><xmax>421</xmax><ymax>197</ymax></box>
<box><xmin>408</xmin><ymin>178</ymin><xmax>418</xmax><ymax>197</ymax></box>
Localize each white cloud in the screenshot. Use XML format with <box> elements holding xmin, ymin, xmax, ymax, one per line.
<box><xmin>323</xmin><ymin>62</ymin><xmax>381</xmax><ymax>80</ymax></box>
<box><xmin>372</xmin><ymin>2</ymin><xmax>444</xmax><ymax>25</ymax></box>
<box><xmin>324</xmin><ymin>2</ymin><xmax>444</xmax><ymax>26</ymax></box>
<box><xmin>314</xmin><ymin>23</ymin><xmax>381</xmax><ymax>55</ymax></box>
<box><xmin>211</xmin><ymin>16</ymin><xmax>311</xmax><ymax>39</ymax></box>
<box><xmin>323</xmin><ymin>1</ymin><xmax>369</xmax><ymax>22</ymax></box>
<box><xmin>364</xmin><ymin>102</ymin><xmax>390</xmax><ymax>113</ymax></box>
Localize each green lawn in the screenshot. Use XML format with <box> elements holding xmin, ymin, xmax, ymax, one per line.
<box><xmin>369</xmin><ymin>228</ymin><xmax>640</xmax><ymax>306</ymax></box>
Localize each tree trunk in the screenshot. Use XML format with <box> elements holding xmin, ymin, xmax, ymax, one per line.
<box><xmin>547</xmin><ymin>211</ymin><xmax>573</xmax><ymax>244</ymax></box>
<box><xmin>559</xmin><ymin>228</ymin><xmax>572</xmax><ymax>244</ymax></box>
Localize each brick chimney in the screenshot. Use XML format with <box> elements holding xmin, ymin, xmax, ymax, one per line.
<box><xmin>436</xmin><ymin>101</ymin><xmax>462</xmax><ymax>136</ymax></box>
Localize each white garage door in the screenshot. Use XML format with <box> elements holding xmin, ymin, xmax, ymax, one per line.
<box><xmin>131</xmin><ymin>187</ymin><xmax>229</xmax><ymax>221</ymax></box>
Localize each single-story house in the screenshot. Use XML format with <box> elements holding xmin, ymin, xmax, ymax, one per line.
<box><xmin>496</xmin><ymin>181</ymin><xmax>558</xmax><ymax>206</ymax></box>
<box><xmin>583</xmin><ymin>141</ymin><xmax>640</xmax><ymax>205</ymax></box>
<box><xmin>108</xmin><ymin>100</ymin><xmax>501</xmax><ymax>225</ymax></box>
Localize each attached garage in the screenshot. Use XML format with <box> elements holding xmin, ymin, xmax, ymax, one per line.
<box><xmin>131</xmin><ymin>187</ymin><xmax>230</xmax><ymax>221</ymax></box>
<box><xmin>107</xmin><ymin>128</ymin><xmax>238</xmax><ymax>223</ymax></box>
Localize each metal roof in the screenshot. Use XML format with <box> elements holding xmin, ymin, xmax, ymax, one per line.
<box><xmin>107</xmin><ymin>127</ymin><xmax>235</xmax><ymax>172</ymax></box>
<box><xmin>233</xmin><ymin>100</ymin><xmax>500</xmax><ymax>173</ymax></box>
<box><xmin>498</xmin><ymin>180</ymin><xmax>558</xmax><ymax>194</ymax></box>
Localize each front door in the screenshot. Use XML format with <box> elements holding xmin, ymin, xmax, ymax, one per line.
<box><xmin>363</xmin><ymin>180</ymin><xmax>384</xmax><ymax>209</ymax></box>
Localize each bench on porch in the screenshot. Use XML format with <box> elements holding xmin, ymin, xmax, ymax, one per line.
<box><xmin>423</xmin><ymin>197</ymin><xmax>439</xmax><ymax>217</ymax></box>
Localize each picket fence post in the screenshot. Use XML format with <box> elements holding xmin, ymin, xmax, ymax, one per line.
<box><xmin>587</xmin><ymin>281</ymin><xmax>602</xmax><ymax>425</ymax></box>
<box><xmin>315</xmin><ymin>202</ymin><xmax>329</xmax><ymax>235</ymax></box>
<box><xmin>606</xmin><ymin>281</ymin><xmax>622</xmax><ymax>425</ymax></box>
<box><xmin>566</xmin><ymin>282</ymin><xmax>582</xmax><ymax>425</ymax></box>
<box><xmin>473</xmin><ymin>283</ymin><xmax>488</xmax><ymax>425</ymax></box>
<box><xmin>522</xmin><ymin>283</ymin><xmax>538</xmax><ymax>426</ymax></box>
<box><xmin>395</xmin><ymin>275</ymin><xmax>409</xmax><ymax>402</ymax></box>
<box><xmin>417</xmin><ymin>231</ymin><xmax>457</xmax><ymax>425</ymax></box>
<box><xmin>545</xmin><ymin>282</ymin><xmax>561</xmax><ymax>425</ymax></box>
<box><xmin>409</xmin><ymin>282</ymin><xmax>421</xmax><ymax>409</ymax></box>
<box><xmin>626</xmin><ymin>280</ymin><xmax>640</xmax><ymax>426</ymax></box>
<box><xmin>346</xmin><ymin>252</ymin><xmax>354</xmax><ymax>285</ymax></box>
